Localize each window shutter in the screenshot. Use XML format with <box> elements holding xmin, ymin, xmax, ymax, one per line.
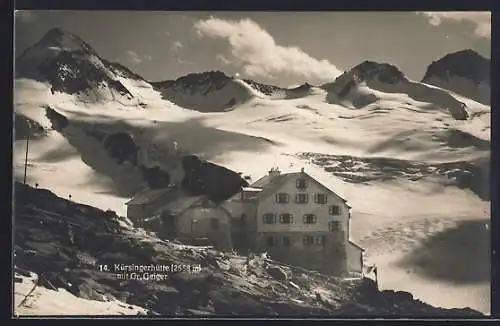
<box><xmin>275</xmin><ymin>194</ymin><xmax>278</xmax><ymax>203</ymax></box>
<box><xmin>325</xmin><ymin>195</ymin><xmax>328</xmax><ymax>204</ymax></box>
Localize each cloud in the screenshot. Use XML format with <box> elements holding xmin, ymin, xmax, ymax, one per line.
<box><xmin>16</xmin><ymin>10</ymin><xmax>36</xmax><ymax>23</ymax></box>
<box><xmin>193</xmin><ymin>17</ymin><xmax>342</xmax><ymax>82</ymax></box>
<box><xmin>171</xmin><ymin>40</ymin><xmax>183</xmax><ymax>52</ymax></box>
<box><xmin>123</xmin><ymin>50</ymin><xmax>152</xmax><ymax>65</ymax></box>
<box><xmin>418</xmin><ymin>11</ymin><xmax>491</xmax><ymax>39</ymax></box>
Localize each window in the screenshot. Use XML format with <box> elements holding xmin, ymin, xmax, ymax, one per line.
<box><xmin>303</xmin><ymin>214</ymin><xmax>317</xmax><ymax>224</ymax></box>
<box><xmin>263</xmin><ymin>213</ymin><xmax>276</xmax><ymax>224</ymax></box>
<box><xmin>279</xmin><ymin>213</ymin><xmax>294</xmax><ymax>224</ymax></box>
<box><xmin>276</xmin><ymin>193</ymin><xmax>290</xmax><ymax>204</ymax></box>
<box><xmin>329</xmin><ymin>221</ymin><xmax>341</xmax><ymax>232</ymax></box>
<box><xmin>211</xmin><ymin>218</ymin><xmax>220</xmax><ymax>230</ymax></box>
<box><xmin>296</xmin><ymin>178</ymin><xmax>309</xmax><ymax>189</ymax></box>
<box><xmin>314</xmin><ymin>193</ymin><xmax>328</xmax><ymax>205</ymax></box>
<box><xmin>314</xmin><ymin>235</ymin><xmax>326</xmax><ymax>246</ymax></box>
<box><xmin>266</xmin><ymin>236</ymin><xmax>275</xmax><ymax>246</ymax></box>
<box><xmin>295</xmin><ymin>193</ymin><xmax>309</xmax><ymax>204</ymax></box>
<box><xmin>283</xmin><ymin>236</ymin><xmax>291</xmax><ymax>246</ymax></box>
<box><xmin>329</xmin><ymin>205</ymin><xmax>341</xmax><ymax>215</ymax></box>
<box><xmin>303</xmin><ymin>235</ymin><xmax>314</xmax><ymax>246</ymax></box>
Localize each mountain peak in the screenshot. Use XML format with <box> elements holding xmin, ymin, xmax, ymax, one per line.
<box><xmin>172</xmin><ymin>70</ymin><xmax>232</xmax><ymax>88</ymax></box>
<box><xmin>445</xmin><ymin>49</ymin><xmax>485</xmax><ymax>59</ymax></box>
<box><xmin>351</xmin><ymin>61</ymin><xmax>406</xmax><ymax>84</ymax></box>
<box><xmin>182</xmin><ymin>70</ymin><xmax>231</xmax><ymax>81</ymax></box>
<box><xmin>43</xmin><ymin>27</ymin><xmax>67</xmax><ymax>38</ymax></box>
<box><xmin>422</xmin><ymin>49</ymin><xmax>490</xmax><ymax>85</ymax></box>
<box><xmin>35</xmin><ymin>27</ymin><xmax>96</xmax><ymax>54</ymax></box>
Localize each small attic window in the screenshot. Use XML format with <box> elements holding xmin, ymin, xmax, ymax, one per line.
<box><xmin>296</xmin><ymin>178</ymin><xmax>309</xmax><ymax>189</ymax></box>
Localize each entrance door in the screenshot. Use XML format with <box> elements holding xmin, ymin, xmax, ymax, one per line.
<box><xmin>190</xmin><ymin>218</ymin><xmax>206</xmax><ymax>236</ymax></box>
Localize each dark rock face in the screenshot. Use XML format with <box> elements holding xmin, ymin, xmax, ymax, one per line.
<box><xmin>350</xmin><ymin>278</ymin><xmax>483</xmax><ymax>317</ymax></box>
<box><xmin>181</xmin><ymin>155</ymin><xmax>248</xmax><ymax>203</ymax></box>
<box><xmin>422</xmin><ymin>49</ymin><xmax>490</xmax><ymax>86</ymax></box>
<box><xmin>45</xmin><ymin>106</ymin><xmax>69</xmax><ymax>130</ymax></box>
<box><xmin>37</xmin><ymin>50</ymin><xmax>133</xmax><ymax>96</ymax></box>
<box><xmin>103</xmin><ymin>132</ymin><xmax>139</xmax><ymax>165</ymax></box>
<box><xmin>351</xmin><ymin>61</ymin><xmax>406</xmax><ymax>84</ymax></box>
<box><xmin>154</xmin><ymin>71</ymin><xmax>232</xmax><ymax>96</ymax></box>
<box><xmin>243</xmin><ymin>79</ymin><xmax>285</xmax><ymax>96</ymax></box>
<box><xmin>440</xmin><ymin>158</ymin><xmax>490</xmax><ymax>201</ymax></box>
<box><xmin>139</xmin><ymin>165</ymin><xmax>171</xmax><ymax>189</ymax></box>
<box><xmin>299</xmin><ymin>153</ymin><xmax>490</xmax><ymax>200</ymax></box>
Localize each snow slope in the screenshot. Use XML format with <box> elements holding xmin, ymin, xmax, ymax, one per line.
<box><xmin>14</xmin><ymin>270</ymin><xmax>147</xmax><ymax>316</ymax></box>
<box><xmin>13</xmin><ymin>29</ymin><xmax>491</xmax><ymax>315</ymax></box>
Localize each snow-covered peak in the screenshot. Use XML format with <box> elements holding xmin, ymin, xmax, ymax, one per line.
<box><xmin>151</xmin><ymin>71</ymin><xmax>255</xmax><ymax>112</ymax></box>
<box><xmin>320</xmin><ymin>61</ymin><xmax>407</xmax><ymax>99</ymax></box>
<box><xmin>15</xmin><ymin>28</ymin><xmax>150</xmax><ymax>105</ymax></box>
<box><xmin>421</xmin><ymin>50</ymin><xmax>490</xmax><ymax>105</ymax></box>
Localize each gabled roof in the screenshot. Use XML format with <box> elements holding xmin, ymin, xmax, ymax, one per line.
<box><xmin>154</xmin><ymin>194</ymin><xmax>231</xmax><ymax>219</ymax></box>
<box><xmin>349</xmin><ymin>240</ymin><xmax>365</xmax><ymax>252</ymax></box>
<box><xmin>248</xmin><ymin>171</ymin><xmax>349</xmax><ymax>204</ymax></box>
<box><xmin>125</xmin><ymin>187</ymin><xmax>175</xmax><ymax>206</ymax></box>
<box><xmin>159</xmin><ymin>195</ymin><xmax>205</xmax><ymax>215</ymax></box>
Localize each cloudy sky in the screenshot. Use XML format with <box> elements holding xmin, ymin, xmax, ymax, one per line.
<box><xmin>15</xmin><ymin>11</ymin><xmax>491</xmax><ymax>87</ymax></box>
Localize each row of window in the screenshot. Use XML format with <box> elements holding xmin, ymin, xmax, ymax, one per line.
<box><xmin>262</xmin><ymin>214</ymin><xmax>341</xmax><ymax>230</ymax></box>
<box><xmin>266</xmin><ymin>234</ymin><xmax>336</xmax><ymax>247</ymax></box>
<box><xmin>263</xmin><ymin>205</ymin><xmax>341</xmax><ymax>222</ymax></box>
<box><xmin>276</xmin><ymin>193</ymin><xmax>330</xmax><ymax>205</ymax></box>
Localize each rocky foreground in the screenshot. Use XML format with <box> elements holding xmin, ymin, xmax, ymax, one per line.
<box><xmin>13</xmin><ymin>183</ymin><xmax>483</xmax><ymax>317</ymax></box>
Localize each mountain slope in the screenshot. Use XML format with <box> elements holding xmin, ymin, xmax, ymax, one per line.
<box><xmin>422</xmin><ymin>50</ymin><xmax>490</xmax><ymax>105</ymax></box>
<box><xmin>14</xmin><ymin>183</ymin><xmax>484</xmax><ymax>317</ymax></box>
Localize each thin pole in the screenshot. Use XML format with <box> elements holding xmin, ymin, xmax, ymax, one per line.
<box><xmin>23</xmin><ymin>122</ymin><xmax>30</xmax><ymax>185</ymax></box>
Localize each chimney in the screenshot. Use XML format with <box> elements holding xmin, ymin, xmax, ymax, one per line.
<box><xmin>301</xmin><ymin>167</ymin><xmax>305</xmax><ymax>173</ymax></box>
<box><xmin>268</xmin><ymin>167</ymin><xmax>281</xmax><ymax>179</ymax></box>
